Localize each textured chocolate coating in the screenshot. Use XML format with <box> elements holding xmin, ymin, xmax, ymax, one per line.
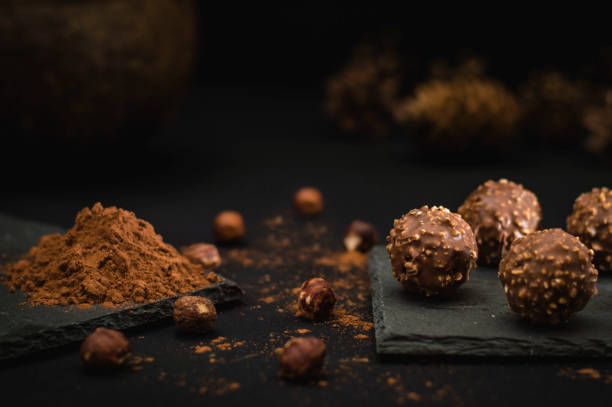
<box><xmin>498</xmin><ymin>229</ymin><xmax>598</xmax><ymax>324</ymax></box>
<box><xmin>567</xmin><ymin>187</ymin><xmax>612</xmax><ymax>271</ymax></box>
<box><xmin>458</xmin><ymin>179</ymin><xmax>541</xmax><ymax>265</ymax></box>
<box><xmin>386</xmin><ymin>206</ymin><xmax>478</xmax><ymax>296</ymax></box>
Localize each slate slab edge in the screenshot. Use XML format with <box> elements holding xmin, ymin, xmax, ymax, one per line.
<box><xmin>368</xmin><ymin>245</ymin><xmax>612</xmax><ymax>358</ymax></box>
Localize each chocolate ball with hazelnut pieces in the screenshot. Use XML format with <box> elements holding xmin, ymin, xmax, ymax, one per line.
<box><xmin>173</xmin><ymin>296</ymin><xmax>217</xmax><ymax>333</ymax></box>
<box><xmin>344</xmin><ymin>220</ymin><xmax>379</xmax><ymax>252</ymax></box>
<box><xmin>458</xmin><ymin>179</ymin><xmax>542</xmax><ymax>265</ymax></box>
<box><xmin>499</xmin><ymin>228</ymin><xmax>598</xmax><ymax>324</ymax></box>
<box><xmin>181</xmin><ymin>243</ymin><xmax>222</xmax><ymax>270</ymax></box>
<box><xmin>567</xmin><ymin>187</ymin><xmax>612</xmax><ymax>271</ymax></box>
<box><xmin>386</xmin><ymin>206</ymin><xmax>478</xmax><ymax>296</ymax></box>
<box><xmin>213</xmin><ymin>211</ymin><xmax>245</xmax><ymax>244</ymax></box>
<box><xmin>80</xmin><ymin>327</ymin><xmax>132</xmax><ymax>369</ymax></box>
<box><xmin>297</xmin><ymin>277</ymin><xmax>336</xmax><ymax>320</ymax></box>
<box><xmin>293</xmin><ymin>187</ymin><xmax>324</xmax><ymax>216</ymax></box>
<box><xmin>277</xmin><ymin>336</ymin><xmax>326</xmax><ymax>380</ymax></box>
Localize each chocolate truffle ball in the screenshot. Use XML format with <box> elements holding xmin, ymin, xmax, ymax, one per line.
<box><xmin>567</xmin><ymin>187</ymin><xmax>612</xmax><ymax>271</ymax></box>
<box><xmin>458</xmin><ymin>179</ymin><xmax>541</xmax><ymax>265</ymax></box>
<box><xmin>498</xmin><ymin>229</ymin><xmax>598</xmax><ymax>324</ymax></box>
<box><xmin>386</xmin><ymin>206</ymin><xmax>478</xmax><ymax>296</ymax></box>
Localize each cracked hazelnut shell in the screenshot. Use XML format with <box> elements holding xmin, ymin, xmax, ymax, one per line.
<box><xmin>386</xmin><ymin>205</ymin><xmax>478</xmax><ymax>296</ymax></box>
<box><xmin>173</xmin><ymin>295</ymin><xmax>217</xmax><ymax>333</ymax></box>
<box><xmin>567</xmin><ymin>187</ymin><xmax>612</xmax><ymax>271</ymax></box>
<box><xmin>297</xmin><ymin>277</ymin><xmax>336</xmax><ymax>320</ymax></box>
<box><xmin>458</xmin><ymin>179</ymin><xmax>541</xmax><ymax>265</ymax></box>
<box><xmin>277</xmin><ymin>336</ymin><xmax>326</xmax><ymax>380</ymax></box>
<box><xmin>80</xmin><ymin>327</ymin><xmax>132</xmax><ymax>368</ymax></box>
<box><xmin>344</xmin><ymin>220</ymin><xmax>379</xmax><ymax>252</ymax></box>
<box><xmin>498</xmin><ymin>228</ymin><xmax>598</xmax><ymax>324</ymax></box>
<box><xmin>181</xmin><ymin>243</ymin><xmax>221</xmax><ymax>270</ymax></box>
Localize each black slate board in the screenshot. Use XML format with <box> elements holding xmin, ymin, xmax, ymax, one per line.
<box><xmin>0</xmin><ymin>214</ymin><xmax>244</xmax><ymax>361</ymax></box>
<box><xmin>369</xmin><ymin>245</ymin><xmax>612</xmax><ymax>358</ymax></box>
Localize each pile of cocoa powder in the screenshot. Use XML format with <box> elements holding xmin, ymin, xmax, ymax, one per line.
<box><xmin>2</xmin><ymin>202</ymin><xmax>220</xmax><ymax>307</ymax></box>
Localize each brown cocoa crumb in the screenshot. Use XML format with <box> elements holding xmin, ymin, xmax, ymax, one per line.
<box><xmin>354</xmin><ymin>334</ymin><xmax>369</xmax><ymax>340</ymax></box>
<box><xmin>3</xmin><ymin>203</ymin><xmax>220</xmax><ymax>307</ymax></box>
<box><xmin>194</xmin><ymin>345</ymin><xmax>212</xmax><ymax>354</ymax></box>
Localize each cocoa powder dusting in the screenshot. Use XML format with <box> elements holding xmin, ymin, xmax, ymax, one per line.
<box><xmin>2</xmin><ymin>203</ymin><xmax>220</xmax><ymax>307</ymax></box>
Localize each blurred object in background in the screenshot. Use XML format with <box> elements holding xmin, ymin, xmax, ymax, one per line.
<box><xmin>0</xmin><ymin>0</ymin><xmax>196</xmax><ymax>148</ymax></box>
<box><xmin>323</xmin><ymin>43</ymin><xmax>402</xmax><ymax>139</ymax></box>
<box><xmin>583</xmin><ymin>90</ymin><xmax>612</xmax><ymax>153</ymax></box>
<box><xmin>520</xmin><ymin>72</ymin><xmax>593</xmax><ymax>144</ymax></box>
<box><xmin>394</xmin><ymin>60</ymin><xmax>521</xmax><ymax>152</ymax></box>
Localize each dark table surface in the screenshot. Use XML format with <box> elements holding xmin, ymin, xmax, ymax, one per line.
<box><xmin>2</xmin><ymin>85</ymin><xmax>612</xmax><ymax>407</ymax></box>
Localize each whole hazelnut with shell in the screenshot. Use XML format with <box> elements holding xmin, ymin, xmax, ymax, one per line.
<box><xmin>173</xmin><ymin>296</ymin><xmax>217</xmax><ymax>333</ymax></box>
<box><xmin>293</xmin><ymin>187</ymin><xmax>324</xmax><ymax>216</ymax></box>
<box><xmin>498</xmin><ymin>228</ymin><xmax>598</xmax><ymax>324</ymax></box>
<box><xmin>297</xmin><ymin>277</ymin><xmax>336</xmax><ymax>320</ymax></box>
<box><xmin>213</xmin><ymin>211</ymin><xmax>245</xmax><ymax>244</ymax></box>
<box><xmin>277</xmin><ymin>336</ymin><xmax>326</xmax><ymax>380</ymax></box>
<box><xmin>80</xmin><ymin>327</ymin><xmax>132</xmax><ymax>368</ymax></box>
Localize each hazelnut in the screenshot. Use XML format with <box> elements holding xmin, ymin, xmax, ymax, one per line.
<box><xmin>213</xmin><ymin>211</ymin><xmax>245</xmax><ymax>244</ymax></box>
<box><xmin>173</xmin><ymin>295</ymin><xmax>217</xmax><ymax>333</ymax></box>
<box><xmin>277</xmin><ymin>336</ymin><xmax>326</xmax><ymax>380</ymax></box>
<box><xmin>297</xmin><ymin>277</ymin><xmax>336</xmax><ymax>320</ymax></box>
<box><xmin>180</xmin><ymin>243</ymin><xmax>221</xmax><ymax>270</ymax></box>
<box><xmin>80</xmin><ymin>327</ymin><xmax>132</xmax><ymax>369</ymax></box>
<box><xmin>293</xmin><ymin>187</ymin><xmax>324</xmax><ymax>216</ymax></box>
<box><xmin>344</xmin><ymin>220</ymin><xmax>379</xmax><ymax>252</ymax></box>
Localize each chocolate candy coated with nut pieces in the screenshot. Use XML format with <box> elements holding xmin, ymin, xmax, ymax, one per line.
<box><xmin>80</xmin><ymin>327</ymin><xmax>132</xmax><ymax>368</ymax></box>
<box><xmin>499</xmin><ymin>228</ymin><xmax>598</xmax><ymax>324</ymax></box>
<box><xmin>293</xmin><ymin>187</ymin><xmax>324</xmax><ymax>216</ymax></box>
<box><xmin>344</xmin><ymin>220</ymin><xmax>379</xmax><ymax>252</ymax></box>
<box><xmin>386</xmin><ymin>206</ymin><xmax>478</xmax><ymax>296</ymax></box>
<box><xmin>173</xmin><ymin>295</ymin><xmax>217</xmax><ymax>333</ymax></box>
<box><xmin>181</xmin><ymin>243</ymin><xmax>222</xmax><ymax>270</ymax></box>
<box><xmin>567</xmin><ymin>187</ymin><xmax>612</xmax><ymax>271</ymax></box>
<box><xmin>297</xmin><ymin>277</ymin><xmax>336</xmax><ymax>319</ymax></box>
<box><xmin>277</xmin><ymin>336</ymin><xmax>326</xmax><ymax>380</ymax></box>
<box><xmin>458</xmin><ymin>179</ymin><xmax>541</xmax><ymax>265</ymax></box>
<box><xmin>213</xmin><ymin>211</ymin><xmax>245</xmax><ymax>244</ymax></box>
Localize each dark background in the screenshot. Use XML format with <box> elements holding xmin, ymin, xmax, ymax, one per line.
<box><xmin>2</xmin><ymin>5</ymin><xmax>612</xmax><ymax>406</ymax></box>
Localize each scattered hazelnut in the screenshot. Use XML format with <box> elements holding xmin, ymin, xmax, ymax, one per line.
<box><xmin>80</xmin><ymin>327</ymin><xmax>132</xmax><ymax>369</ymax></box>
<box><xmin>180</xmin><ymin>243</ymin><xmax>221</xmax><ymax>270</ymax></box>
<box><xmin>293</xmin><ymin>187</ymin><xmax>324</xmax><ymax>216</ymax></box>
<box><xmin>297</xmin><ymin>277</ymin><xmax>336</xmax><ymax>320</ymax></box>
<box><xmin>277</xmin><ymin>336</ymin><xmax>326</xmax><ymax>380</ymax></box>
<box><xmin>173</xmin><ymin>295</ymin><xmax>217</xmax><ymax>333</ymax></box>
<box><xmin>344</xmin><ymin>220</ymin><xmax>379</xmax><ymax>252</ymax></box>
<box><xmin>213</xmin><ymin>211</ymin><xmax>245</xmax><ymax>244</ymax></box>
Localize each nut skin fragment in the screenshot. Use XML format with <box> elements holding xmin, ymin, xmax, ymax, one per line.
<box><xmin>293</xmin><ymin>187</ymin><xmax>324</xmax><ymax>216</ymax></box>
<box><xmin>80</xmin><ymin>327</ymin><xmax>132</xmax><ymax>369</ymax></box>
<box><xmin>386</xmin><ymin>206</ymin><xmax>478</xmax><ymax>296</ymax></box>
<box><xmin>344</xmin><ymin>220</ymin><xmax>379</xmax><ymax>252</ymax></box>
<box><xmin>458</xmin><ymin>179</ymin><xmax>542</xmax><ymax>265</ymax></box>
<box><xmin>277</xmin><ymin>336</ymin><xmax>326</xmax><ymax>380</ymax></box>
<box><xmin>498</xmin><ymin>228</ymin><xmax>598</xmax><ymax>324</ymax></box>
<box><xmin>212</xmin><ymin>211</ymin><xmax>245</xmax><ymax>244</ymax></box>
<box><xmin>567</xmin><ymin>187</ymin><xmax>612</xmax><ymax>271</ymax></box>
<box><xmin>173</xmin><ymin>296</ymin><xmax>217</xmax><ymax>333</ymax></box>
<box><xmin>297</xmin><ymin>278</ymin><xmax>336</xmax><ymax>320</ymax></box>
<box><xmin>180</xmin><ymin>243</ymin><xmax>221</xmax><ymax>270</ymax></box>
